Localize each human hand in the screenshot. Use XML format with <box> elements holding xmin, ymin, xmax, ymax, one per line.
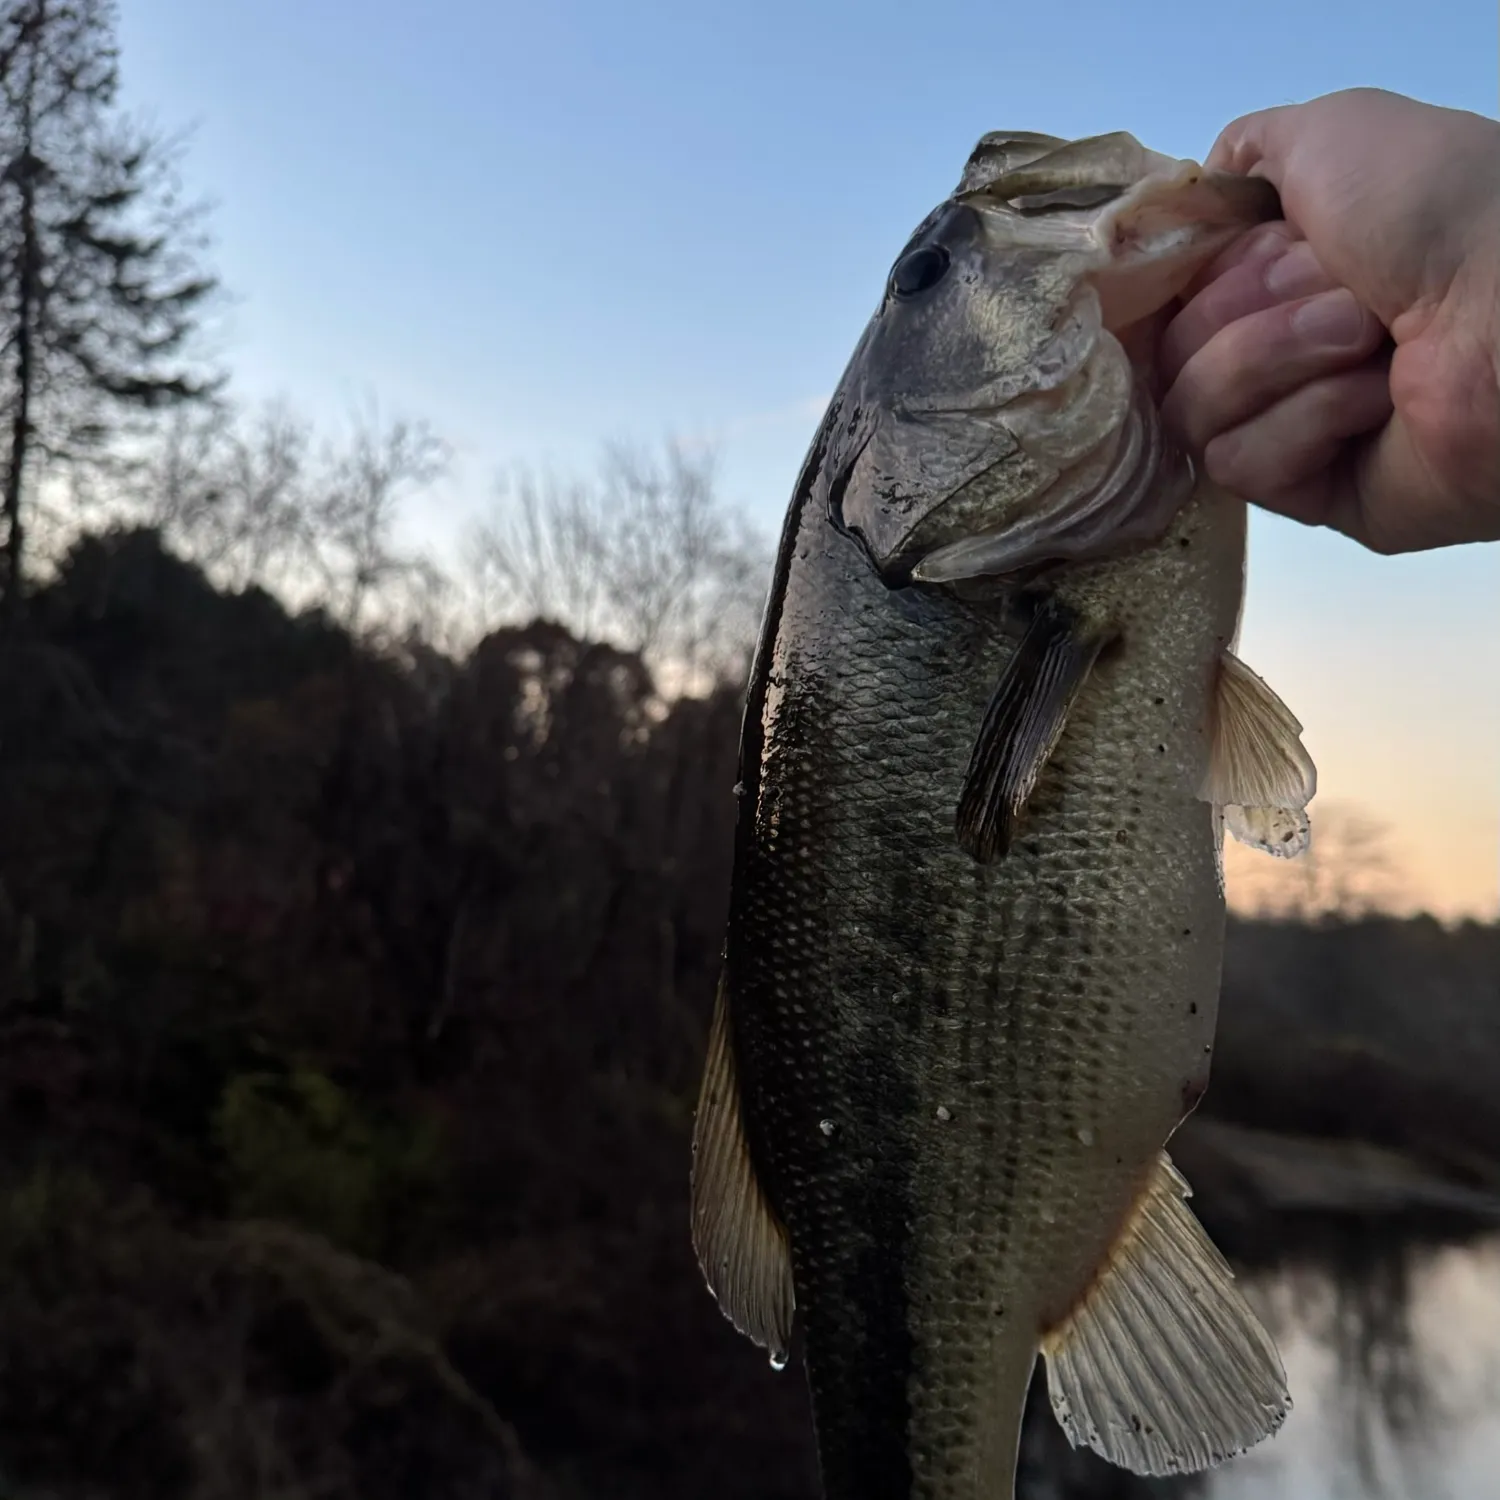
<box><xmin>1160</xmin><ymin>88</ymin><xmax>1500</xmax><ymax>554</ymax></box>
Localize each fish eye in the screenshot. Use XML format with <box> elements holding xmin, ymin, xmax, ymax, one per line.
<box><xmin>890</xmin><ymin>245</ymin><xmax>951</xmax><ymax>300</ymax></box>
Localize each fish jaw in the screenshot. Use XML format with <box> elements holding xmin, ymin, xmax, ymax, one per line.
<box><xmin>905</xmin><ymin>158</ymin><xmax>1279</xmax><ymax>585</ymax></box>
<box><xmin>825</xmin><ymin>136</ymin><xmax>1279</xmax><ymax>588</ymax></box>
<box><xmin>1085</xmin><ymin>157</ymin><xmax>1283</xmax><ymax>333</ymax></box>
<box><xmin>950</xmin><ymin>133</ymin><xmax>1283</xmax><ymax>342</ymax></box>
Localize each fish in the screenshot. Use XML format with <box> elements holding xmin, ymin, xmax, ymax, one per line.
<box><xmin>688</xmin><ymin>129</ymin><xmax>1318</xmax><ymax>1500</ymax></box>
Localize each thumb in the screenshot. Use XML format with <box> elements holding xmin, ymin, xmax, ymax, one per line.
<box><xmin>1204</xmin><ymin>103</ymin><xmax>1298</xmax><ymax>181</ymax></box>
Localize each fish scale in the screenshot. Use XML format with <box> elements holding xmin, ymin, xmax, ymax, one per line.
<box><xmin>722</xmin><ymin>439</ymin><xmax>1240</xmax><ymax>1496</ymax></box>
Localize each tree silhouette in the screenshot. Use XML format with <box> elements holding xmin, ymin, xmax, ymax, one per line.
<box><xmin>1226</xmin><ymin>799</ymin><xmax>1409</xmax><ymax>920</ymax></box>
<box><xmin>1</xmin><ymin>523</ymin><xmax>1495</xmax><ymax>1500</ymax></box>
<box><xmin>304</xmin><ymin>408</ymin><xmax>448</xmax><ymax>631</ymax></box>
<box><xmin>0</xmin><ymin>0</ymin><xmax>219</xmax><ymax>627</ymax></box>
<box><xmin>125</xmin><ymin>398</ymin><xmax>449</xmax><ymax>635</ymax></box>
<box><xmin>472</xmin><ymin>440</ymin><xmax>767</xmax><ymax>688</ymax></box>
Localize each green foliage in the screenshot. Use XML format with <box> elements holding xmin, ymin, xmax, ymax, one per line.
<box><xmin>0</xmin><ymin>1161</ymin><xmax>106</xmax><ymax>1264</ymax></box>
<box><xmin>215</xmin><ymin>1066</ymin><xmax>444</xmax><ymax>1259</ymax></box>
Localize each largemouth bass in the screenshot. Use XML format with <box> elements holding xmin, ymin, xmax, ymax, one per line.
<box><xmin>689</xmin><ymin>131</ymin><xmax>1318</xmax><ymax>1499</ymax></box>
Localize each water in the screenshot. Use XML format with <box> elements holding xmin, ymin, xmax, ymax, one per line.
<box><xmin>1210</xmin><ymin>1238</ymin><xmax>1500</xmax><ymax>1499</ymax></box>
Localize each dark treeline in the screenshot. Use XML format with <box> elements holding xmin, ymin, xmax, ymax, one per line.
<box><xmin>1</xmin><ymin>526</ymin><xmax>1497</xmax><ymax>1500</ymax></box>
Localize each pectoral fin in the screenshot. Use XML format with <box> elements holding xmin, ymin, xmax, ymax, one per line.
<box><xmin>1041</xmin><ymin>1153</ymin><xmax>1290</xmax><ymax>1476</ymax></box>
<box><xmin>689</xmin><ymin>978</ymin><xmax>795</xmax><ymax>1363</ymax></box>
<box><xmin>955</xmin><ymin>600</ymin><xmax>1108</xmax><ymax>863</ymax></box>
<box><xmin>1200</xmin><ymin>649</ymin><xmax>1316</xmax><ymax>859</ymax></box>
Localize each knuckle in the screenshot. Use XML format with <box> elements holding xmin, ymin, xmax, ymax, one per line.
<box><xmin>1398</xmin><ymin>339</ymin><xmax>1500</xmax><ymax>497</ymax></box>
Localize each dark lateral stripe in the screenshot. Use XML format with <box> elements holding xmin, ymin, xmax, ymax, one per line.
<box><xmin>795</xmin><ymin>885</ymin><xmax>929</xmax><ymax>1500</ymax></box>
<box><xmin>798</xmin><ymin>1150</ymin><xmax>920</xmax><ymax>1497</ymax></box>
<box><xmin>723</xmin><ymin>413</ymin><xmax>927</xmax><ymax>1496</ymax></box>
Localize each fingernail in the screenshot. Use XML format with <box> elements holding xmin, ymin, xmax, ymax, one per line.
<box><xmin>1263</xmin><ymin>240</ymin><xmax>1325</xmax><ymax>298</ymax></box>
<box><xmin>1289</xmin><ymin>288</ymin><xmax>1371</xmax><ymax>351</ymax></box>
<box><xmin>1240</xmin><ymin>222</ymin><xmax>1295</xmax><ymax>263</ymax></box>
<box><xmin>1202</xmin><ymin>431</ymin><xmax>1244</xmax><ymax>487</ymax></box>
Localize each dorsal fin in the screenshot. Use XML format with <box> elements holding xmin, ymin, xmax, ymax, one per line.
<box><xmin>689</xmin><ymin>978</ymin><xmax>795</xmax><ymax>1362</ymax></box>
<box><xmin>1041</xmin><ymin>1153</ymin><xmax>1290</xmax><ymax>1476</ymax></box>
<box><xmin>955</xmin><ymin>599</ymin><xmax>1108</xmax><ymax>863</ymax></box>
<box><xmin>1200</xmin><ymin>648</ymin><xmax>1316</xmax><ymax>859</ymax></box>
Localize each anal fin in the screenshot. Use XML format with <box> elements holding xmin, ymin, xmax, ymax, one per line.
<box><xmin>956</xmin><ymin>598</ymin><xmax>1107</xmax><ymax>863</ymax></box>
<box><xmin>1199</xmin><ymin>649</ymin><xmax>1316</xmax><ymax>859</ymax></box>
<box><xmin>1041</xmin><ymin>1153</ymin><xmax>1290</xmax><ymax>1476</ymax></box>
<box><xmin>689</xmin><ymin>978</ymin><xmax>795</xmax><ymax>1362</ymax></box>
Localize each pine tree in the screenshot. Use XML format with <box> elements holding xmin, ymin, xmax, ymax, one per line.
<box><xmin>0</xmin><ymin>0</ymin><xmax>220</xmax><ymax>626</ymax></box>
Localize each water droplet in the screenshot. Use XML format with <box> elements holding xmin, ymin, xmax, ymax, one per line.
<box><xmin>1077</xmin><ymin>1126</ymin><xmax>1095</xmax><ymax>1146</ymax></box>
<box><xmin>732</xmin><ymin>781</ymin><xmax>746</xmax><ymax>798</ymax></box>
<box><xmin>935</xmin><ymin>1105</ymin><xmax>952</xmax><ymax>1122</ymax></box>
<box><xmin>769</xmin><ymin>1349</ymin><xmax>789</xmax><ymax>1372</ymax></box>
<box><xmin>818</xmin><ymin>1118</ymin><xmax>836</xmax><ymax>1137</ymax></box>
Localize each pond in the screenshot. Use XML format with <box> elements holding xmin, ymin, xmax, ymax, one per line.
<box><xmin>1213</xmin><ymin>1239</ymin><xmax>1500</xmax><ymax>1499</ymax></box>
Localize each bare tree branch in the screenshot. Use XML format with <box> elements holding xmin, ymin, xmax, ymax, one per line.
<box><xmin>117</xmin><ymin>398</ymin><xmax>451</xmax><ymax>639</ymax></box>
<box><xmin>1227</xmin><ymin>800</ymin><xmax>1410</xmax><ymax>921</ymax></box>
<box><xmin>307</xmin><ymin>408</ymin><xmax>449</xmax><ymax>629</ymax></box>
<box><xmin>472</xmin><ymin>440</ymin><xmax>766</xmax><ymax>688</ymax></box>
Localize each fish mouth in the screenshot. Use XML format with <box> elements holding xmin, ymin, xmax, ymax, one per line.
<box><xmin>909</xmin><ymin>146</ymin><xmax>1279</xmax><ymax>585</ymax></box>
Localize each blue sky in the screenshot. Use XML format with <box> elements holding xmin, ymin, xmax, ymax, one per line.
<box><xmin>117</xmin><ymin>0</ymin><xmax>1498</xmax><ymax>915</ymax></box>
